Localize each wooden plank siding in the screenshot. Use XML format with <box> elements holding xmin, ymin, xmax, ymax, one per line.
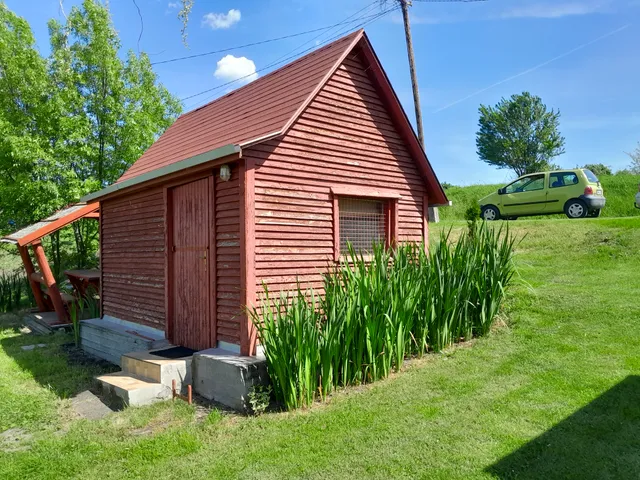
<box><xmin>100</xmin><ymin>188</ymin><xmax>166</xmax><ymax>330</ymax></box>
<box><xmin>216</xmin><ymin>165</ymin><xmax>242</xmax><ymax>345</ymax></box>
<box><xmin>245</xmin><ymin>53</ymin><xmax>428</xmax><ymax>299</ymax></box>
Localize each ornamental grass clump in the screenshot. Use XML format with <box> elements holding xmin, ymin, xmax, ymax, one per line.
<box><xmin>251</xmin><ymin>223</ymin><xmax>517</xmax><ymax>411</ymax></box>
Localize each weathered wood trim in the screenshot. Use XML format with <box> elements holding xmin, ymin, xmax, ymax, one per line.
<box><xmin>422</xmin><ymin>195</ymin><xmax>429</xmax><ymax>252</ymax></box>
<box><xmin>32</xmin><ymin>241</ymin><xmax>66</xmax><ymax>323</ymax></box>
<box><xmin>332</xmin><ymin>194</ymin><xmax>340</xmax><ymax>261</ymax></box>
<box><xmin>85</xmin><ymin>152</ymin><xmax>241</xmax><ymax>204</ymax></box>
<box><xmin>83</xmin><ymin>146</ymin><xmax>240</xmax><ymax>202</ymax></box>
<box><xmin>391</xmin><ymin>199</ymin><xmax>399</xmax><ymax>248</ymax></box>
<box><xmin>208</xmin><ymin>174</ymin><xmax>217</xmax><ymax>348</ymax></box>
<box><xmin>164</xmin><ymin>186</ymin><xmax>173</xmax><ymax>342</ymax></box>
<box><xmin>19</xmin><ymin>245</ymin><xmax>47</xmax><ymax>312</ymax></box>
<box><xmin>239</xmin><ymin>158</ymin><xmax>257</xmax><ymax>356</ymax></box>
<box><xmin>17</xmin><ymin>203</ymin><xmax>99</xmax><ymax>247</ymax></box>
<box><xmin>330</xmin><ymin>186</ymin><xmax>402</xmax><ymax>199</ymax></box>
<box><xmin>99</xmin><ymin>204</ymin><xmax>104</xmax><ymax>318</ymax></box>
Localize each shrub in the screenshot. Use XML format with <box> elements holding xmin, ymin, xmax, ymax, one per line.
<box><xmin>0</xmin><ymin>270</ymin><xmax>34</xmax><ymax>313</ymax></box>
<box><xmin>251</xmin><ymin>223</ymin><xmax>517</xmax><ymax>410</ymax></box>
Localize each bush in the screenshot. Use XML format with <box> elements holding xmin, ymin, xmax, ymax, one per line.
<box><xmin>251</xmin><ymin>223</ymin><xmax>517</xmax><ymax>410</ymax></box>
<box><xmin>0</xmin><ymin>270</ymin><xmax>35</xmax><ymax>313</ymax></box>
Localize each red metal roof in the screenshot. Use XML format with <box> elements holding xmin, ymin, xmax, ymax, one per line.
<box><xmin>119</xmin><ymin>31</ymin><xmax>362</xmax><ymax>182</ymax></box>
<box><xmin>117</xmin><ymin>29</ymin><xmax>448</xmax><ymax>205</ymax></box>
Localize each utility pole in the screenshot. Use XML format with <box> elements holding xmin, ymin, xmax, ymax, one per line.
<box><xmin>399</xmin><ymin>0</ymin><xmax>424</xmax><ymax>147</ymax></box>
<box><xmin>396</xmin><ymin>0</ymin><xmax>439</xmax><ymax>222</ymax></box>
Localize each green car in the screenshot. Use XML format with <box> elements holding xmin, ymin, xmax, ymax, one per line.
<box><xmin>479</xmin><ymin>169</ymin><xmax>606</xmax><ymax>220</ymax></box>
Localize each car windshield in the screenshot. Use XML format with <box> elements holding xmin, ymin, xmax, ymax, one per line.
<box><xmin>583</xmin><ymin>169</ymin><xmax>599</xmax><ymax>183</ymax></box>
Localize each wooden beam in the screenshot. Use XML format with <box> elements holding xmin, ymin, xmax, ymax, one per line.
<box><xmin>332</xmin><ymin>194</ymin><xmax>340</xmax><ymax>261</ymax></box>
<box><xmin>18</xmin><ymin>245</ymin><xmax>48</xmax><ymax>312</ymax></box>
<box><xmin>330</xmin><ymin>186</ymin><xmax>402</xmax><ymax>199</ymax></box>
<box><xmin>32</xmin><ymin>241</ymin><xmax>67</xmax><ymax>323</ymax></box>
<box><xmin>208</xmin><ymin>174</ymin><xmax>217</xmax><ymax>349</ymax></box>
<box><xmin>423</xmin><ymin>195</ymin><xmax>429</xmax><ymax>253</ymax></box>
<box><xmin>18</xmin><ymin>203</ymin><xmax>99</xmax><ymax>247</ymax></box>
<box><xmin>239</xmin><ymin>158</ymin><xmax>257</xmax><ymax>356</ymax></box>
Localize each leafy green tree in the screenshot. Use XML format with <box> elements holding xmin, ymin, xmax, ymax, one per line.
<box><xmin>626</xmin><ymin>143</ymin><xmax>640</xmax><ymax>174</ymax></box>
<box><xmin>48</xmin><ymin>0</ymin><xmax>182</xmax><ymax>186</ymax></box>
<box><xmin>583</xmin><ymin>163</ymin><xmax>613</xmax><ymax>177</ymax></box>
<box><xmin>476</xmin><ymin>92</ymin><xmax>566</xmax><ymax>177</ymax></box>
<box><xmin>0</xmin><ymin>4</ymin><xmax>80</xmax><ymax>230</ymax></box>
<box><xmin>0</xmin><ymin>0</ymin><xmax>181</xmax><ymax>269</ymax></box>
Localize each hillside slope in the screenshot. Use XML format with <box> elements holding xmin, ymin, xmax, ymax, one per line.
<box><xmin>440</xmin><ymin>174</ymin><xmax>640</xmax><ymax>220</ymax></box>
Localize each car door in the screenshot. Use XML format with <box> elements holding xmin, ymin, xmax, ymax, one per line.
<box><xmin>546</xmin><ymin>171</ymin><xmax>580</xmax><ymax>213</ymax></box>
<box><xmin>500</xmin><ymin>174</ymin><xmax>548</xmax><ymax>216</ymax></box>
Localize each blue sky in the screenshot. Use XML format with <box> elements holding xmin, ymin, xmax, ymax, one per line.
<box><xmin>6</xmin><ymin>0</ymin><xmax>640</xmax><ymax>185</ymax></box>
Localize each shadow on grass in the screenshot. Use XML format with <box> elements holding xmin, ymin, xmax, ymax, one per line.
<box><xmin>487</xmin><ymin>375</ymin><xmax>640</xmax><ymax>479</ymax></box>
<box><xmin>0</xmin><ymin>313</ymin><xmax>117</xmax><ymax>399</ymax></box>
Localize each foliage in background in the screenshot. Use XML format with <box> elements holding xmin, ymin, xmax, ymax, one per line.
<box><xmin>582</xmin><ymin>163</ymin><xmax>612</xmax><ymax>177</ymax></box>
<box><xmin>627</xmin><ymin>142</ymin><xmax>640</xmax><ymax>174</ymax></box>
<box><xmin>439</xmin><ymin>173</ymin><xmax>640</xmax><ymax>221</ymax></box>
<box><xmin>251</xmin><ymin>224</ymin><xmax>516</xmax><ymax>410</ymax></box>
<box><xmin>0</xmin><ymin>270</ymin><xmax>35</xmax><ymax>313</ymax></box>
<box><xmin>0</xmin><ymin>0</ymin><xmax>181</xmax><ymax>267</ymax></box>
<box><xmin>477</xmin><ymin>92</ymin><xmax>565</xmax><ymax>177</ymax></box>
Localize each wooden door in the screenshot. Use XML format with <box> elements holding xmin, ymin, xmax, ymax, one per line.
<box><xmin>170</xmin><ymin>178</ymin><xmax>211</xmax><ymax>350</ymax></box>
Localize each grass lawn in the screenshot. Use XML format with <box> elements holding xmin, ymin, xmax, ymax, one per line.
<box><xmin>1</xmin><ymin>217</ymin><xmax>639</xmax><ymax>479</ymax></box>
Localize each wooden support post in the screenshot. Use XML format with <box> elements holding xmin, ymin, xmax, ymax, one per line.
<box><xmin>32</xmin><ymin>241</ymin><xmax>67</xmax><ymax>323</ymax></box>
<box><xmin>239</xmin><ymin>158</ymin><xmax>257</xmax><ymax>357</ymax></box>
<box><xmin>19</xmin><ymin>245</ymin><xmax>47</xmax><ymax>312</ymax></box>
<box><xmin>423</xmin><ymin>195</ymin><xmax>430</xmax><ymax>253</ymax></box>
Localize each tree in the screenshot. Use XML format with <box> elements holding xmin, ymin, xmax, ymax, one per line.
<box><xmin>626</xmin><ymin>143</ymin><xmax>640</xmax><ymax>174</ymax></box>
<box><xmin>476</xmin><ymin>92</ymin><xmax>566</xmax><ymax>177</ymax></box>
<box><xmin>582</xmin><ymin>163</ymin><xmax>612</xmax><ymax>177</ymax></box>
<box><xmin>0</xmin><ymin>1</ymin><xmax>181</xmax><ymax>270</ymax></box>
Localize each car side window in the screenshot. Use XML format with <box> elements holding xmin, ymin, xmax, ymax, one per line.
<box><xmin>549</xmin><ymin>172</ymin><xmax>578</xmax><ymax>189</ymax></box>
<box><xmin>505</xmin><ymin>175</ymin><xmax>545</xmax><ymax>194</ymax></box>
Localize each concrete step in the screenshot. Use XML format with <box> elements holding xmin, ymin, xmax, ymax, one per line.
<box><xmin>121</xmin><ymin>351</ymin><xmax>192</xmax><ymax>393</ymax></box>
<box><xmin>80</xmin><ymin>318</ymin><xmax>167</xmax><ymax>366</ymax></box>
<box><xmin>97</xmin><ymin>372</ymin><xmax>171</xmax><ymax>407</ymax></box>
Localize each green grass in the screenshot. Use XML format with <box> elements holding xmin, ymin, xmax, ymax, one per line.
<box><xmin>441</xmin><ymin>173</ymin><xmax>640</xmax><ymax>221</ymax></box>
<box><xmin>1</xmin><ymin>218</ymin><xmax>640</xmax><ymax>478</ymax></box>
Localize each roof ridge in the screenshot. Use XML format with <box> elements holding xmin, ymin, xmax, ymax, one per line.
<box><xmin>181</xmin><ymin>29</ymin><xmax>363</xmax><ymax>119</ymax></box>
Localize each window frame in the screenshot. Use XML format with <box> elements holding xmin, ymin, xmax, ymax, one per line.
<box><xmin>331</xmin><ymin>186</ymin><xmax>400</xmax><ymax>261</ymax></box>
<box><xmin>549</xmin><ymin>172</ymin><xmax>579</xmax><ymax>189</ymax></box>
<box><xmin>504</xmin><ymin>174</ymin><xmax>545</xmax><ymax>194</ymax></box>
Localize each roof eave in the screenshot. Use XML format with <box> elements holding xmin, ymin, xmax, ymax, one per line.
<box><xmin>357</xmin><ymin>33</ymin><xmax>449</xmax><ymax>206</ymax></box>
<box><xmin>82</xmin><ymin>144</ymin><xmax>241</xmax><ymax>203</ymax></box>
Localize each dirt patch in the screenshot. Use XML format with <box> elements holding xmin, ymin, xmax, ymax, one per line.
<box><xmin>0</xmin><ymin>427</ymin><xmax>33</xmax><ymax>453</ymax></box>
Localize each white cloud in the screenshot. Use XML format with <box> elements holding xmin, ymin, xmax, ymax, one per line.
<box><xmin>202</xmin><ymin>9</ymin><xmax>241</xmax><ymax>29</ymax></box>
<box><xmin>214</xmin><ymin>55</ymin><xmax>258</xmax><ymax>84</ymax></box>
<box><xmin>500</xmin><ymin>1</ymin><xmax>611</xmax><ymax>19</ymax></box>
<box><xmin>167</xmin><ymin>2</ymin><xmax>179</xmax><ymax>8</ymax></box>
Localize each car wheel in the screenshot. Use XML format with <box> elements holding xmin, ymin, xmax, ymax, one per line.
<box><xmin>481</xmin><ymin>205</ymin><xmax>500</xmax><ymax>221</ymax></box>
<box><xmin>587</xmin><ymin>209</ymin><xmax>601</xmax><ymax>218</ymax></box>
<box><xmin>564</xmin><ymin>199</ymin><xmax>588</xmax><ymax>219</ymax></box>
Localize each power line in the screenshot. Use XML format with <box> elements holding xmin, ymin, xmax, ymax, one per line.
<box><xmin>181</xmin><ymin>4</ymin><xmax>397</xmax><ymax>108</ymax></box>
<box><xmin>152</xmin><ymin>1</ymin><xmax>380</xmax><ymax>66</ymax></box>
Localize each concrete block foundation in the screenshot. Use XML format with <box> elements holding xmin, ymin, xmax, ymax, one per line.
<box><xmin>193</xmin><ymin>348</ymin><xmax>269</xmax><ymax>412</ymax></box>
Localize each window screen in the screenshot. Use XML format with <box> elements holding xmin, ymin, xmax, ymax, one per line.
<box><xmin>339</xmin><ymin>197</ymin><xmax>386</xmax><ymax>255</ymax></box>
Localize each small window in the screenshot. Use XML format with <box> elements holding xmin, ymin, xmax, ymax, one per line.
<box><xmin>550</xmin><ymin>172</ymin><xmax>579</xmax><ymax>188</ymax></box>
<box><xmin>505</xmin><ymin>174</ymin><xmax>545</xmax><ymax>194</ymax></box>
<box><xmin>339</xmin><ymin>197</ymin><xmax>386</xmax><ymax>255</ymax></box>
<box><xmin>583</xmin><ymin>169</ymin><xmax>599</xmax><ymax>183</ymax></box>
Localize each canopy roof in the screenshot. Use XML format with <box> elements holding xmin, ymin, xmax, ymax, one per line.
<box><xmin>1</xmin><ymin>203</ymin><xmax>99</xmax><ymax>247</ymax></box>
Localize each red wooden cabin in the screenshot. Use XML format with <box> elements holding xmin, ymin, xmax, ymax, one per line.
<box><xmin>83</xmin><ymin>30</ymin><xmax>449</xmax><ymax>358</ymax></box>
